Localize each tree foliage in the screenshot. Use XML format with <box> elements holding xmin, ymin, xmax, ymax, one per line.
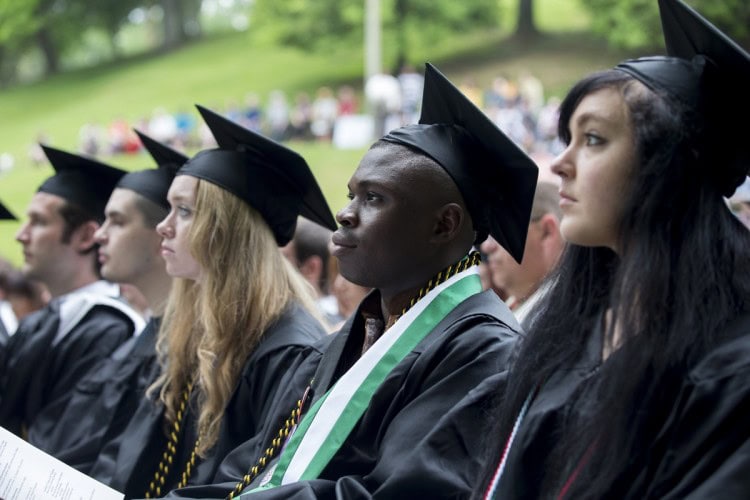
<box><xmin>581</xmin><ymin>0</ymin><xmax>749</xmax><ymax>50</ymax></box>
<box><xmin>251</xmin><ymin>0</ymin><xmax>499</xmax><ymax>63</ymax></box>
<box><xmin>0</xmin><ymin>0</ymin><xmax>42</xmax><ymax>47</ymax></box>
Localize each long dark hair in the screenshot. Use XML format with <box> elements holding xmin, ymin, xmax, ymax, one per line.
<box><xmin>478</xmin><ymin>70</ymin><xmax>750</xmax><ymax>498</ymax></box>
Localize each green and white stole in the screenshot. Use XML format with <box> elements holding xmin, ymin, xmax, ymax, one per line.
<box><xmin>245</xmin><ymin>266</ymin><xmax>482</xmax><ymax>493</ymax></box>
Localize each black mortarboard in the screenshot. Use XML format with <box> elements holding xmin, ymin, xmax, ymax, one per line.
<box><xmin>179</xmin><ymin>105</ymin><xmax>337</xmax><ymax>246</ymax></box>
<box><xmin>114</xmin><ymin>131</ymin><xmax>186</xmax><ymax>210</ymax></box>
<box><xmin>382</xmin><ymin>63</ymin><xmax>538</xmax><ymax>263</ymax></box>
<box><xmin>0</xmin><ymin>200</ymin><xmax>16</xmax><ymax>220</ymax></box>
<box><xmin>38</xmin><ymin>145</ymin><xmax>127</xmax><ymax>219</ymax></box>
<box><xmin>615</xmin><ymin>0</ymin><xmax>750</xmax><ymax>195</ymax></box>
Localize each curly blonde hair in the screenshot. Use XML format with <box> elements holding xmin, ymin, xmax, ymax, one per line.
<box><xmin>150</xmin><ymin>179</ymin><xmax>322</xmax><ymax>456</ymax></box>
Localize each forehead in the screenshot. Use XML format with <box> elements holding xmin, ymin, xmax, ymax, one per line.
<box><xmin>106</xmin><ymin>188</ymin><xmax>140</xmax><ymax>215</ymax></box>
<box><xmin>570</xmin><ymin>87</ymin><xmax>630</xmax><ymax>130</ymax></box>
<box><xmin>351</xmin><ymin>145</ymin><xmax>425</xmax><ymax>190</ymax></box>
<box><xmin>27</xmin><ymin>191</ymin><xmax>65</xmax><ymax>217</ymax></box>
<box><xmin>168</xmin><ymin>175</ymin><xmax>199</xmax><ymax>200</ymax></box>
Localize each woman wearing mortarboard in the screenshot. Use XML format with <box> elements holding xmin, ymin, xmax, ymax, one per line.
<box><xmin>88</xmin><ymin>106</ymin><xmax>335</xmax><ymax>498</ymax></box>
<box><xmin>477</xmin><ymin>0</ymin><xmax>750</xmax><ymax>498</ymax></box>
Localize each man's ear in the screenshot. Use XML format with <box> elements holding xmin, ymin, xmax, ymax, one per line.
<box><xmin>72</xmin><ymin>221</ymin><xmax>100</xmax><ymax>253</ymax></box>
<box><xmin>432</xmin><ymin>203</ymin><xmax>464</xmax><ymax>243</ymax></box>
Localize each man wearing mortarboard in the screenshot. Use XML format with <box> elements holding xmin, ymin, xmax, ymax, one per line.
<box><xmin>0</xmin><ymin>146</ymin><xmax>145</xmax><ymax>437</ymax></box>
<box><xmin>22</xmin><ymin>132</ymin><xmax>185</xmax><ymax>475</ymax></box>
<box><xmin>160</xmin><ymin>62</ymin><xmax>538</xmax><ymax>499</ymax></box>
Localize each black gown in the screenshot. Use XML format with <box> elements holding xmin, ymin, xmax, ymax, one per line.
<box><xmin>490</xmin><ymin>313</ymin><xmax>750</xmax><ymax>499</ymax></box>
<box><xmin>26</xmin><ymin>317</ymin><xmax>161</xmax><ymax>474</ymax></box>
<box><xmin>163</xmin><ymin>289</ymin><xmax>521</xmax><ymax>499</ymax></box>
<box><xmin>89</xmin><ymin>303</ymin><xmax>327</xmax><ymax>500</ymax></box>
<box><xmin>0</xmin><ymin>294</ymin><xmax>140</xmax><ymax>435</ymax></box>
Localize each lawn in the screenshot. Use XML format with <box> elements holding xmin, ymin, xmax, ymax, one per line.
<box><xmin>0</xmin><ymin>0</ymin><xmax>636</xmax><ymax>265</ymax></box>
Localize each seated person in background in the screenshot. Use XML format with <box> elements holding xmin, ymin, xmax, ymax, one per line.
<box><xmin>0</xmin><ymin>146</ymin><xmax>144</xmax><ymax>436</ymax></box>
<box><xmin>26</xmin><ymin>131</ymin><xmax>184</xmax><ymax>474</ymax></box>
<box><xmin>0</xmin><ymin>221</ymin><xmax>20</xmax><ymax>340</ymax></box>
<box><xmin>281</xmin><ymin>217</ymin><xmax>341</xmax><ymax>329</ymax></box>
<box><xmin>4</xmin><ymin>268</ymin><xmax>49</xmax><ymax>323</ymax></box>
<box><xmin>480</xmin><ymin>181</ymin><xmax>563</xmax><ymax>325</ymax></box>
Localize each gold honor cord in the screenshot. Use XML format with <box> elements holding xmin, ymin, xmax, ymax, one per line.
<box><xmin>146</xmin><ymin>383</ymin><xmax>202</xmax><ymax>498</ymax></box>
<box><xmin>401</xmin><ymin>251</ymin><xmax>481</xmax><ymax>316</ymax></box>
<box><xmin>227</xmin><ymin>393</ymin><xmax>307</xmax><ymax>499</ymax></box>
<box><xmin>225</xmin><ymin>251</ymin><xmax>481</xmax><ymax>498</ymax></box>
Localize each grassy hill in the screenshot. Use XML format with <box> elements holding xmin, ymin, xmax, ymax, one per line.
<box><xmin>0</xmin><ymin>0</ymin><xmax>637</xmax><ymax>264</ymax></box>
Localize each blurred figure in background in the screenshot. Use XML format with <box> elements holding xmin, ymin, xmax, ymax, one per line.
<box><xmin>4</xmin><ymin>268</ymin><xmax>48</xmax><ymax>323</ymax></box>
<box><xmin>480</xmin><ymin>182</ymin><xmax>563</xmax><ymax>325</ymax></box>
<box><xmin>0</xmin><ymin>146</ymin><xmax>144</xmax><ymax>438</ymax></box>
<box><xmin>27</xmin><ymin>131</ymin><xmax>182</xmax><ymax>474</ymax></box>
<box><xmin>729</xmin><ymin>177</ymin><xmax>750</xmax><ymax>230</ymax></box>
<box><xmin>281</xmin><ymin>217</ymin><xmax>340</xmax><ymax>329</ymax></box>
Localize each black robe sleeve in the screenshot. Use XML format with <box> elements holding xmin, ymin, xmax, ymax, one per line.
<box><xmin>0</xmin><ymin>302</ymin><xmax>135</xmax><ymax>435</ymax></box>
<box><xmin>91</xmin><ymin>304</ymin><xmax>327</xmax><ymax>500</ymax></box>
<box><xmin>640</xmin><ymin>332</ymin><xmax>750</xmax><ymax>499</ymax></box>
<box><xmin>25</xmin><ymin>318</ymin><xmax>160</xmax><ymax>474</ymax></box>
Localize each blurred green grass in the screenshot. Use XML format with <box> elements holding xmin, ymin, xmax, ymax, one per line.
<box><xmin>0</xmin><ymin>0</ymin><xmax>636</xmax><ymax>265</ymax></box>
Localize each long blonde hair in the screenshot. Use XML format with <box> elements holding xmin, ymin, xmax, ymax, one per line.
<box><xmin>150</xmin><ymin>179</ymin><xmax>321</xmax><ymax>456</ymax></box>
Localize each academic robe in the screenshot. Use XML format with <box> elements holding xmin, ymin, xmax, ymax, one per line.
<box><xmin>491</xmin><ymin>313</ymin><xmax>750</xmax><ymax>499</ymax></box>
<box><xmin>89</xmin><ymin>303</ymin><xmax>327</xmax><ymax>500</ymax></box>
<box><xmin>0</xmin><ymin>286</ymin><xmax>141</xmax><ymax>435</ymax></box>
<box><xmin>162</xmin><ymin>289</ymin><xmax>521</xmax><ymax>499</ymax></box>
<box><xmin>26</xmin><ymin>317</ymin><xmax>161</xmax><ymax>474</ymax></box>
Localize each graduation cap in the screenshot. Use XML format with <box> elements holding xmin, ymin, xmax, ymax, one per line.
<box><xmin>179</xmin><ymin>105</ymin><xmax>337</xmax><ymax>246</ymax></box>
<box><xmin>615</xmin><ymin>0</ymin><xmax>750</xmax><ymax>195</ymax></box>
<box><xmin>38</xmin><ymin>145</ymin><xmax>127</xmax><ymax>219</ymax></box>
<box><xmin>0</xmin><ymin>200</ymin><xmax>16</xmax><ymax>221</ymax></box>
<box><xmin>114</xmin><ymin>131</ymin><xmax>187</xmax><ymax>210</ymax></box>
<box><xmin>382</xmin><ymin>63</ymin><xmax>538</xmax><ymax>263</ymax></box>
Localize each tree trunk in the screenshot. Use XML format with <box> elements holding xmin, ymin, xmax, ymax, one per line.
<box><xmin>162</xmin><ymin>0</ymin><xmax>185</xmax><ymax>50</ymax></box>
<box><xmin>394</xmin><ymin>0</ymin><xmax>408</xmax><ymax>73</ymax></box>
<box><xmin>515</xmin><ymin>0</ymin><xmax>539</xmax><ymax>39</ymax></box>
<box><xmin>182</xmin><ymin>0</ymin><xmax>203</xmax><ymax>39</ymax></box>
<box><xmin>36</xmin><ymin>28</ymin><xmax>60</xmax><ymax>75</ymax></box>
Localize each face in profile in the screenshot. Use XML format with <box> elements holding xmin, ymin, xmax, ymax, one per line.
<box><xmin>15</xmin><ymin>192</ymin><xmax>78</xmax><ymax>284</ymax></box>
<box><xmin>330</xmin><ymin>144</ymin><xmax>439</xmax><ymax>293</ymax></box>
<box><xmin>157</xmin><ymin>175</ymin><xmax>203</xmax><ymax>282</ymax></box>
<box><xmin>551</xmin><ymin>87</ymin><xmax>637</xmax><ymax>252</ymax></box>
<box><xmin>94</xmin><ymin>188</ymin><xmax>163</xmax><ymax>285</ymax></box>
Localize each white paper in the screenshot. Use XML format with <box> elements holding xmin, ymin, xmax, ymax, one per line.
<box><xmin>0</xmin><ymin>427</ymin><xmax>123</xmax><ymax>500</ymax></box>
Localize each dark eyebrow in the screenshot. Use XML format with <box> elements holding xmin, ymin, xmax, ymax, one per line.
<box><xmin>105</xmin><ymin>209</ymin><xmax>126</xmax><ymax>219</ymax></box>
<box><xmin>574</xmin><ymin>111</ymin><xmax>616</xmax><ymax>129</ymax></box>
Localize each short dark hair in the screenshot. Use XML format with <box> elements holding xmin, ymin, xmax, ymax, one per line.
<box><xmin>133</xmin><ymin>193</ymin><xmax>169</xmax><ymax>229</ymax></box>
<box><xmin>292</xmin><ymin>218</ymin><xmax>332</xmax><ymax>294</ymax></box>
<box><xmin>59</xmin><ymin>200</ymin><xmax>98</xmax><ymax>245</ymax></box>
<box><xmin>57</xmin><ymin>200</ymin><xmax>100</xmax><ymax>275</ymax></box>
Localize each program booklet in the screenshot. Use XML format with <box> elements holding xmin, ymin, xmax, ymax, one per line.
<box><xmin>0</xmin><ymin>426</ymin><xmax>123</xmax><ymax>500</ymax></box>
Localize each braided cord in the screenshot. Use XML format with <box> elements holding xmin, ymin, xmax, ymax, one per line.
<box><xmin>226</xmin><ymin>394</ymin><xmax>307</xmax><ymax>499</ymax></box>
<box><xmin>400</xmin><ymin>250</ymin><xmax>481</xmax><ymax>316</ymax></box>
<box><xmin>145</xmin><ymin>383</ymin><xmax>198</xmax><ymax>498</ymax></box>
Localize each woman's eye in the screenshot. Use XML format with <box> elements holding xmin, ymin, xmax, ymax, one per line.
<box><xmin>585</xmin><ymin>133</ymin><xmax>604</xmax><ymax>146</ymax></box>
<box><xmin>177</xmin><ymin>206</ymin><xmax>192</xmax><ymax>217</ymax></box>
